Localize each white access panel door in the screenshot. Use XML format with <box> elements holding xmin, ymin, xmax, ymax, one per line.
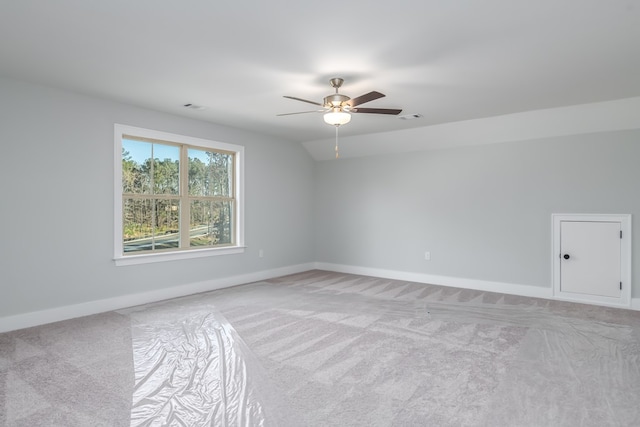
<box><xmin>560</xmin><ymin>221</ymin><xmax>621</xmax><ymax>298</ymax></box>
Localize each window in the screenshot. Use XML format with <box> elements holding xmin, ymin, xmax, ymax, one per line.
<box><xmin>114</xmin><ymin>124</ymin><xmax>244</xmax><ymax>265</ymax></box>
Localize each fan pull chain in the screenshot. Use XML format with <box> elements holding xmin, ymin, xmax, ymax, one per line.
<box><xmin>335</xmin><ymin>125</ymin><xmax>340</xmax><ymax>159</ymax></box>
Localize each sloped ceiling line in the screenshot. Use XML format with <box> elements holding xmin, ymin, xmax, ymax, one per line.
<box><xmin>303</xmin><ymin>97</ymin><xmax>640</xmax><ymax>161</ymax></box>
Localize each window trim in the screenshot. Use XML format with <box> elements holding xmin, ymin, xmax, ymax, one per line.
<box><xmin>114</xmin><ymin>124</ymin><xmax>245</xmax><ymax>266</ymax></box>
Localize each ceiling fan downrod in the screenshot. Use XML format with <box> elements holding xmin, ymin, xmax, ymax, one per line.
<box><xmin>324</xmin><ymin>78</ymin><xmax>350</xmax><ymax>109</ymax></box>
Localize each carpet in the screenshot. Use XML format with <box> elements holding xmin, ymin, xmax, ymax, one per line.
<box><xmin>1</xmin><ymin>270</ymin><xmax>640</xmax><ymax>426</ymax></box>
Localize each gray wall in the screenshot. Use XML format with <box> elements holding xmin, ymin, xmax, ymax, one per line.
<box><xmin>2</xmin><ymin>74</ymin><xmax>638</xmax><ymax>320</ymax></box>
<box><xmin>0</xmin><ymin>77</ymin><xmax>315</xmax><ymax>317</ymax></box>
<box><xmin>315</xmin><ymin>130</ymin><xmax>640</xmax><ymax>295</ymax></box>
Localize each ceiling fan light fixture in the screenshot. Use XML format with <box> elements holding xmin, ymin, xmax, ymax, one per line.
<box><xmin>324</xmin><ymin>110</ymin><xmax>351</xmax><ymax>126</ymax></box>
<box><xmin>281</xmin><ymin>77</ymin><xmax>401</xmax><ymax>132</ymax></box>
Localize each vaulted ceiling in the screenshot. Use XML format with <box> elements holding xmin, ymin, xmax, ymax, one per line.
<box><xmin>1</xmin><ymin>1</ymin><xmax>639</xmax><ymax>157</ymax></box>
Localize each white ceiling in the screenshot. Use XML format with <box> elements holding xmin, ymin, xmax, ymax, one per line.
<box><xmin>1</xmin><ymin>1</ymin><xmax>639</xmax><ymax>146</ymax></box>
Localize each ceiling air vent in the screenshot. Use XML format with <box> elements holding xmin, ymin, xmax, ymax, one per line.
<box><xmin>397</xmin><ymin>113</ymin><xmax>423</xmax><ymax>120</ymax></box>
<box><xmin>183</xmin><ymin>103</ymin><xmax>207</xmax><ymax>111</ymax></box>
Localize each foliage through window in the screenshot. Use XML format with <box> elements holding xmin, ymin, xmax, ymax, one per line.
<box><xmin>115</xmin><ymin>125</ymin><xmax>244</xmax><ymax>264</ymax></box>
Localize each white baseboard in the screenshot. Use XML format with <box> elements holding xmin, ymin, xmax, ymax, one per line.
<box><xmin>2</xmin><ymin>261</ymin><xmax>637</xmax><ymax>333</ymax></box>
<box><xmin>314</xmin><ymin>262</ymin><xmax>552</xmax><ymax>300</ymax></box>
<box><xmin>0</xmin><ymin>263</ymin><xmax>314</xmax><ymax>333</ymax></box>
<box><xmin>315</xmin><ymin>262</ymin><xmax>640</xmax><ymax>311</ymax></box>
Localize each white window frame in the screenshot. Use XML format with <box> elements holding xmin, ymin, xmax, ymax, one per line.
<box><xmin>114</xmin><ymin>124</ymin><xmax>245</xmax><ymax>266</ymax></box>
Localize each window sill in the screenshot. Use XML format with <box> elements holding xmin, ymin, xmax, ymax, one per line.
<box><xmin>114</xmin><ymin>246</ymin><xmax>246</xmax><ymax>266</ymax></box>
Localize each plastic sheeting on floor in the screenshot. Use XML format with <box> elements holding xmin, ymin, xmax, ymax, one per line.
<box><xmin>128</xmin><ymin>303</ymin><xmax>276</xmax><ymax>427</ymax></box>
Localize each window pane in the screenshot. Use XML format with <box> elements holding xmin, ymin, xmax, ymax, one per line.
<box><xmin>122</xmin><ymin>139</ymin><xmax>152</xmax><ymax>194</ymax></box>
<box><xmin>189</xmin><ymin>200</ymin><xmax>233</xmax><ymax>247</ymax></box>
<box><xmin>123</xmin><ymin>198</ymin><xmax>180</xmax><ymax>252</ymax></box>
<box><xmin>118</xmin><ymin>125</ymin><xmax>243</xmax><ymax>259</ymax></box>
<box><xmin>153</xmin><ymin>199</ymin><xmax>180</xmax><ymax>250</ymax></box>
<box><xmin>123</xmin><ymin>198</ymin><xmax>154</xmax><ymax>252</ymax></box>
<box><xmin>152</xmin><ymin>144</ymin><xmax>180</xmax><ymax>195</ymax></box>
<box><xmin>188</xmin><ymin>149</ymin><xmax>233</xmax><ymax>197</ymax></box>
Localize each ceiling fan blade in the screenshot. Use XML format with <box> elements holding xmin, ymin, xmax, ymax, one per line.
<box><xmin>352</xmin><ymin>107</ymin><xmax>402</xmax><ymax>115</ymax></box>
<box><xmin>283</xmin><ymin>95</ymin><xmax>323</xmax><ymax>106</ymax></box>
<box><xmin>277</xmin><ymin>110</ymin><xmax>324</xmax><ymax>116</ymax></box>
<box><xmin>346</xmin><ymin>91</ymin><xmax>385</xmax><ymax>107</ymax></box>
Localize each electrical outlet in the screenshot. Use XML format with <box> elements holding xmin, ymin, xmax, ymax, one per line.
<box><xmin>424</xmin><ymin>251</ymin><xmax>431</xmax><ymax>261</ymax></box>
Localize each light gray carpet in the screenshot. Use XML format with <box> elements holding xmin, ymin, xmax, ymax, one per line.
<box><xmin>1</xmin><ymin>270</ymin><xmax>640</xmax><ymax>426</ymax></box>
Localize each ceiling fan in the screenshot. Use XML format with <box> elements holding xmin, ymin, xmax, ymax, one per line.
<box><xmin>278</xmin><ymin>78</ymin><xmax>402</xmax><ymax>126</ymax></box>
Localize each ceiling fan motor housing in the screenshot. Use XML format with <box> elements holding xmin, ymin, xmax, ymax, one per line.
<box><xmin>324</xmin><ymin>93</ymin><xmax>351</xmax><ymax>109</ymax></box>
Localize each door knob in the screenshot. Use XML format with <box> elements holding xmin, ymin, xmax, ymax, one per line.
<box><xmin>563</xmin><ymin>254</ymin><xmax>570</xmax><ymax>260</ymax></box>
